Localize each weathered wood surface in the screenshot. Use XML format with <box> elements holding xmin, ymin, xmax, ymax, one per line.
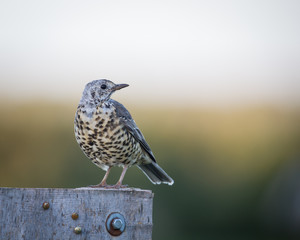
<box><xmin>0</xmin><ymin>187</ymin><xmax>153</xmax><ymax>240</ymax></box>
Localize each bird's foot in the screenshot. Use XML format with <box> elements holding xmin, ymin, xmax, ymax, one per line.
<box><xmin>87</xmin><ymin>184</ymin><xmax>129</xmax><ymax>189</ymax></box>
<box><xmin>88</xmin><ymin>183</ymin><xmax>108</xmax><ymax>188</ymax></box>
<box><xmin>108</xmin><ymin>184</ymin><xmax>129</xmax><ymax>189</ymax></box>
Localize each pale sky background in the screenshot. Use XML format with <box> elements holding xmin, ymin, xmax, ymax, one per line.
<box><xmin>0</xmin><ymin>0</ymin><xmax>299</xmax><ymax>106</ymax></box>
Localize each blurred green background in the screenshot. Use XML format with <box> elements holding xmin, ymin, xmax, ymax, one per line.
<box><xmin>0</xmin><ymin>102</ymin><xmax>299</xmax><ymax>239</ymax></box>
<box><xmin>1</xmin><ymin>0</ymin><xmax>300</xmax><ymax>239</ymax></box>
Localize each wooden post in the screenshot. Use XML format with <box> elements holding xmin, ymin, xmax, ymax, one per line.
<box><xmin>0</xmin><ymin>187</ymin><xmax>153</xmax><ymax>240</ymax></box>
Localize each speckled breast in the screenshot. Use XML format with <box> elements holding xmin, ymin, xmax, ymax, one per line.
<box><xmin>74</xmin><ymin>105</ymin><xmax>144</xmax><ymax>171</ymax></box>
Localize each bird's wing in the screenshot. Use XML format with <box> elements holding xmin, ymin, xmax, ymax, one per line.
<box><xmin>110</xmin><ymin>99</ymin><xmax>156</xmax><ymax>162</ymax></box>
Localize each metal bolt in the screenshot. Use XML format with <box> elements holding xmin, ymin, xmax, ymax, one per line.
<box><xmin>106</xmin><ymin>212</ymin><xmax>126</xmax><ymax>236</ymax></box>
<box><xmin>112</xmin><ymin>218</ymin><xmax>123</xmax><ymax>230</ymax></box>
<box><xmin>71</xmin><ymin>213</ymin><xmax>79</xmax><ymax>220</ymax></box>
<box><xmin>74</xmin><ymin>226</ymin><xmax>82</xmax><ymax>234</ymax></box>
<box><xmin>42</xmin><ymin>202</ymin><xmax>50</xmax><ymax>210</ymax></box>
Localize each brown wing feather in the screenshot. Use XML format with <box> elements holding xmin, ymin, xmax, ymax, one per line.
<box><xmin>110</xmin><ymin>99</ymin><xmax>156</xmax><ymax>162</ymax></box>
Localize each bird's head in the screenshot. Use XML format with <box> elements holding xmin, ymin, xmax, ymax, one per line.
<box><xmin>80</xmin><ymin>79</ymin><xmax>129</xmax><ymax>106</ymax></box>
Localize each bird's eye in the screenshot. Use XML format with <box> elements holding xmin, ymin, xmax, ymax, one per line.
<box><xmin>101</xmin><ymin>84</ymin><xmax>107</xmax><ymax>90</ymax></box>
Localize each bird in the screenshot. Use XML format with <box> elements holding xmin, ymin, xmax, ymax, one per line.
<box><xmin>74</xmin><ymin>79</ymin><xmax>174</xmax><ymax>188</ymax></box>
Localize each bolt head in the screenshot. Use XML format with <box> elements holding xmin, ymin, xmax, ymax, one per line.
<box><xmin>74</xmin><ymin>226</ymin><xmax>82</xmax><ymax>234</ymax></box>
<box><xmin>72</xmin><ymin>213</ymin><xmax>79</xmax><ymax>220</ymax></box>
<box><xmin>112</xmin><ymin>218</ymin><xmax>123</xmax><ymax>230</ymax></box>
<box><xmin>106</xmin><ymin>212</ymin><xmax>126</xmax><ymax>236</ymax></box>
<box><xmin>42</xmin><ymin>202</ymin><xmax>50</xmax><ymax>210</ymax></box>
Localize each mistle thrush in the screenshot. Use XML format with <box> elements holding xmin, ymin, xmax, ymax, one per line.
<box><xmin>74</xmin><ymin>79</ymin><xmax>174</xmax><ymax>187</ymax></box>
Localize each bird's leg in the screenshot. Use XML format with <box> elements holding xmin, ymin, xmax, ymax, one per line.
<box><xmin>112</xmin><ymin>166</ymin><xmax>128</xmax><ymax>188</ymax></box>
<box><xmin>90</xmin><ymin>167</ymin><xmax>112</xmax><ymax>188</ymax></box>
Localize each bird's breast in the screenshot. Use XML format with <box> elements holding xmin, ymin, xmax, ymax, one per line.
<box><xmin>74</xmin><ymin>105</ymin><xmax>143</xmax><ymax>167</ymax></box>
<box><xmin>75</xmin><ymin>106</ymin><xmax>120</xmax><ymax>143</ymax></box>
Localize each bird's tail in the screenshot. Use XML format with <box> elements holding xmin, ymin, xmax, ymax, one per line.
<box><xmin>138</xmin><ymin>162</ymin><xmax>174</xmax><ymax>185</ymax></box>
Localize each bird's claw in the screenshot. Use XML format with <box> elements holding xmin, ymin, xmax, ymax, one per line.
<box><xmin>88</xmin><ymin>183</ymin><xmax>108</xmax><ymax>188</ymax></box>
<box><xmin>108</xmin><ymin>184</ymin><xmax>129</xmax><ymax>189</ymax></box>
<box><xmin>88</xmin><ymin>184</ymin><xmax>129</xmax><ymax>189</ymax></box>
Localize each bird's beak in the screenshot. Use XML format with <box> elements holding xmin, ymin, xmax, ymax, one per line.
<box><xmin>112</xmin><ymin>84</ymin><xmax>129</xmax><ymax>91</ymax></box>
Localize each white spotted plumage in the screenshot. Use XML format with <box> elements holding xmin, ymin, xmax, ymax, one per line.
<box><xmin>74</xmin><ymin>79</ymin><xmax>174</xmax><ymax>187</ymax></box>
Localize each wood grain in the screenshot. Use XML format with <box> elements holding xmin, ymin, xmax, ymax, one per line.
<box><xmin>0</xmin><ymin>187</ymin><xmax>153</xmax><ymax>240</ymax></box>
